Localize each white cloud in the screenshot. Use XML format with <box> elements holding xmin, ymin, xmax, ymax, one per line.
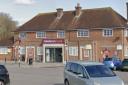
<box><xmin>14</xmin><ymin>0</ymin><xmax>35</xmax><ymax>5</ymax></box>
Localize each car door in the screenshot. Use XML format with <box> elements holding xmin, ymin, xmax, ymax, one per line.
<box><xmin>68</xmin><ymin>63</ymin><xmax>78</xmax><ymax>85</ymax></box>
<box><xmin>75</xmin><ymin>65</ymin><xmax>91</xmax><ymax>85</ymax></box>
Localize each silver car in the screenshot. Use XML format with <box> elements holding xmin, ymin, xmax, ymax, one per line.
<box><xmin>64</xmin><ymin>61</ymin><xmax>124</xmax><ymax>85</ymax></box>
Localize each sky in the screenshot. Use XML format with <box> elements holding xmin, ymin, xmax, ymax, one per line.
<box><xmin>0</xmin><ymin>0</ymin><xmax>128</xmax><ymax>26</ymax></box>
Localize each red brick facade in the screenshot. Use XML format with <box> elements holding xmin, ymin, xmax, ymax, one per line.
<box><xmin>1</xmin><ymin>5</ymin><xmax>127</xmax><ymax>63</ymax></box>
<box><xmin>12</xmin><ymin>28</ymin><xmax>127</xmax><ymax>63</ymax></box>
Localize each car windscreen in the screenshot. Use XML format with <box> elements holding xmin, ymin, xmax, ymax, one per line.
<box><xmin>0</xmin><ymin>65</ymin><xmax>7</xmax><ymax>72</ymax></box>
<box><xmin>84</xmin><ymin>65</ymin><xmax>116</xmax><ymax>78</ymax></box>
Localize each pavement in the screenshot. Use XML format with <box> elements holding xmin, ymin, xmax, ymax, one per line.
<box><xmin>0</xmin><ymin>60</ymin><xmax>65</xmax><ymax>68</ymax></box>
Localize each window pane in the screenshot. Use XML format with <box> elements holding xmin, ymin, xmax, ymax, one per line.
<box><xmin>20</xmin><ymin>47</ymin><xmax>26</xmax><ymax>54</ymax></box>
<box><xmin>69</xmin><ymin>47</ymin><xmax>78</xmax><ymax>56</ymax></box>
<box><xmin>103</xmin><ymin>29</ymin><xmax>113</xmax><ymax>37</ymax></box>
<box><xmin>78</xmin><ymin>30</ymin><xmax>89</xmax><ymax>37</ymax></box>
<box><xmin>36</xmin><ymin>32</ymin><xmax>46</xmax><ymax>38</ymax></box>
<box><xmin>70</xmin><ymin>63</ymin><xmax>78</xmax><ymax>73</ymax></box>
<box><xmin>0</xmin><ymin>47</ymin><xmax>8</xmax><ymax>54</ymax></box>
<box><xmin>19</xmin><ymin>32</ymin><xmax>26</xmax><ymax>39</ymax></box>
<box><xmin>85</xmin><ymin>65</ymin><xmax>116</xmax><ymax>78</ymax></box>
<box><xmin>58</xmin><ymin>31</ymin><xmax>65</xmax><ymax>38</ymax></box>
<box><xmin>37</xmin><ymin>47</ymin><xmax>43</xmax><ymax>55</ymax></box>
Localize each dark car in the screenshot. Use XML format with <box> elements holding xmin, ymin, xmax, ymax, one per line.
<box><xmin>103</xmin><ymin>57</ymin><xmax>122</xmax><ymax>70</ymax></box>
<box><xmin>0</xmin><ymin>65</ymin><xmax>10</xmax><ymax>85</ymax></box>
<box><xmin>121</xmin><ymin>59</ymin><xmax>128</xmax><ymax>71</ymax></box>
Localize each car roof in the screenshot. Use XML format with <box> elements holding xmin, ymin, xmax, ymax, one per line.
<box><xmin>67</xmin><ymin>61</ymin><xmax>103</xmax><ymax>66</ymax></box>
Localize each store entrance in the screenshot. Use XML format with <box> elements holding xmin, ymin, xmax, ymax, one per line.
<box><xmin>45</xmin><ymin>48</ymin><xmax>62</xmax><ymax>63</ymax></box>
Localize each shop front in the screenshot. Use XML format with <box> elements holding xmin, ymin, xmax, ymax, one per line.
<box><xmin>43</xmin><ymin>39</ymin><xmax>64</xmax><ymax>63</ymax></box>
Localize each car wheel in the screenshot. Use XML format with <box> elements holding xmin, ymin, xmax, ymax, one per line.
<box><xmin>0</xmin><ymin>81</ymin><xmax>4</xmax><ymax>85</ymax></box>
<box><xmin>65</xmin><ymin>80</ymin><xmax>69</xmax><ymax>85</ymax></box>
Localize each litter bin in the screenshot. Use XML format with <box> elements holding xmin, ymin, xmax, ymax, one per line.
<box><xmin>29</xmin><ymin>58</ymin><xmax>33</xmax><ymax>65</ymax></box>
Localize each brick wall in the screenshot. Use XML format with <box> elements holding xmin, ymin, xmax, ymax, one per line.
<box><xmin>13</xmin><ymin>28</ymin><xmax>125</xmax><ymax>62</ymax></box>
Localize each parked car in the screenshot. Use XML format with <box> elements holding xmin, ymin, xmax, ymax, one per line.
<box><xmin>64</xmin><ymin>61</ymin><xmax>124</xmax><ymax>85</ymax></box>
<box><xmin>0</xmin><ymin>65</ymin><xmax>10</xmax><ymax>85</ymax></box>
<box><xmin>103</xmin><ymin>56</ymin><xmax>122</xmax><ymax>70</ymax></box>
<box><xmin>121</xmin><ymin>59</ymin><xmax>128</xmax><ymax>71</ymax></box>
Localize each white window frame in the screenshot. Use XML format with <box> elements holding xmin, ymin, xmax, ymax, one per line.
<box><xmin>19</xmin><ymin>32</ymin><xmax>26</xmax><ymax>39</ymax></box>
<box><xmin>83</xmin><ymin>49</ymin><xmax>92</xmax><ymax>58</ymax></box>
<box><xmin>19</xmin><ymin>47</ymin><xmax>26</xmax><ymax>55</ymax></box>
<box><xmin>103</xmin><ymin>29</ymin><xmax>113</xmax><ymax>37</ymax></box>
<box><xmin>0</xmin><ymin>47</ymin><xmax>8</xmax><ymax>54</ymax></box>
<box><xmin>36</xmin><ymin>32</ymin><xmax>46</xmax><ymax>38</ymax></box>
<box><xmin>77</xmin><ymin>30</ymin><xmax>89</xmax><ymax>37</ymax></box>
<box><xmin>69</xmin><ymin>46</ymin><xmax>78</xmax><ymax>56</ymax></box>
<box><xmin>124</xmin><ymin>29</ymin><xmax>128</xmax><ymax>37</ymax></box>
<box><xmin>57</xmin><ymin>31</ymin><xmax>65</xmax><ymax>38</ymax></box>
<box><xmin>124</xmin><ymin>47</ymin><xmax>128</xmax><ymax>57</ymax></box>
<box><xmin>37</xmin><ymin>47</ymin><xmax>43</xmax><ymax>55</ymax></box>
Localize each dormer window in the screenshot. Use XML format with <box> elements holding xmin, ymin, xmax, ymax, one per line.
<box><xmin>36</xmin><ymin>32</ymin><xmax>46</xmax><ymax>38</ymax></box>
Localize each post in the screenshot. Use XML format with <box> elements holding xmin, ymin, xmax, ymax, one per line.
<box><xmin>18</xmin><ymin>39</ymin><xmax>21</xmax><ymax>68</ymax></box>
<box><xmin>18</xmin><ymin>46</ymin><xmax>21</xmax><ymax>68</ymax></box>
<box><xmin>4</xmin><ymin>56</ymin><xmax>6</xmax><ymax>64</ymax></box>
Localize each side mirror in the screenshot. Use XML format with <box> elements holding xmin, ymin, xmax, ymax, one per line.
<box><xmin>78</xmin><ymin>73</ymin><xmax>89</xmax><ymax>79</ymax></box>
<box><xmin>78</xmin><ymin>74</ymin><xmax>83</xmax><ymax>78</ymax></box>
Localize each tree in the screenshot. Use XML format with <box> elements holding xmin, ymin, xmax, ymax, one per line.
<box><xmin>0</xmin><ymin>12</ymin><xmax>17</xmax><ymax>40</ymax></box>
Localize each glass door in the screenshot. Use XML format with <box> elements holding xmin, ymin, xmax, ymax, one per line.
<box><xmin>45</xmin><ymin>48</ymin><xmax>62</xmax><ymax>63</ymax></box>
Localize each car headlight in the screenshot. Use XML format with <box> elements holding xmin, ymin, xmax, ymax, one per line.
<box><xmin>94</xmin><ymin>82</ymin><xmax>100</xmax><ymax>85</ymax></box>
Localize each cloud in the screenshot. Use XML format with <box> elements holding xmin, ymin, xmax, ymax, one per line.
<box><xmin>14</xmin><ymin>0</ymin><xmax>35</xmax><ymax>5</ymax></box>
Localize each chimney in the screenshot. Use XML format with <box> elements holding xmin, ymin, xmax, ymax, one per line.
<box><xmin>75</xmin><ymin>3</ymin><xmax>82</xmax><ymax>16</ymax></box>
<box><xmin>56</xmin><ymin>8</ymin><xmax>63</xmax><ymax>18</ymax></box>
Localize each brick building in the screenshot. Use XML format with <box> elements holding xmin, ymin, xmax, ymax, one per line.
<box><xmin>13</xmin><ymin>4</ymin><xmax>127</xmax><ymax>63</ymax></box>
<box><xmin>0</xmin><ymin>37</ymin><xmax>14</xmax><ymax>61</ymax></box>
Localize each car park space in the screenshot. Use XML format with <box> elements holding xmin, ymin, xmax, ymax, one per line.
<box><xmin>1</xmin><ymin>63</ymin><xmax>128</xmax><ymax>85</ymax></box>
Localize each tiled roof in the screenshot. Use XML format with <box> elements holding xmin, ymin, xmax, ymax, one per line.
<box><xmin>16</xmin><ymin>7</ymin><xmax>127</xmax><ymax>31</ymax></box>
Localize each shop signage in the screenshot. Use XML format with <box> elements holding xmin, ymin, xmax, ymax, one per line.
<box><xmin>85</xmin><ymin>44</ymin><xmax>92</xmax><ymax>49</ymax></box>
<box><xmin>117</xmin><ymin>44</ymin><xmax>122</xmax><ymax>50</ymax></box>
<box><xmin>43</xmin><ymin>39</ymin><xmax>64</xmax><ymax>44</ymax></box>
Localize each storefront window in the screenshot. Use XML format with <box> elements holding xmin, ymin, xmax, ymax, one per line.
<box><xmin>37</xmin><ymin>47</ymin><xmax>43</xmax><ymax>55</ymax></box>
<box><xmin>20</xmin><ymin>47</ymin><xmax>26</xmax><ymax>54</ymax></box>
<box><xmin>0</xmin><ymin>47</ymin><xmax>8</xmax><ymax>54</ymax></box>
<box><xmin>69</xmin><ymin>46</ymin><xmax>78</xmax><ymax>56</ymax></box>
<box><xmin>125</xmin><ymin>47</ymin><xmax>128</xmax><ymax>58</ymax></box>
